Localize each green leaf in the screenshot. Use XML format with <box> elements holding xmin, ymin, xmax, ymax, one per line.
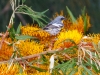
<box><xmin>63</xmin><ymin>59</ymin><xmax>76</xmax><ymax>74</ymax></box>
<box><xmin>81</xmin><ymin>6</ymin><xmax>86</xmax><ymax>18</ymax></box>
<box><xmin>28</xmin><ymin>64</ymin><xmax>47</xmax><ymax>72</ymax></box>
<box><xmin>16</xmin><ymin>5</ymin><xmax>49</xmax><ymax>27</ymax></box>
<box><xmin>92</xmin><ymin>62</ymin><xmax>100</xmax><ymax>73</ymax></box>
<box><xmin>69</xmin><ymin>67</ymin><xmax>78</xmax><ymax>75</ymax></box>
<box><xmin>62</xmin><ymin>46</ymin><xmax>77</xmax><ymax>54</ymax></box>
<box><xmin>52</xmin><ymin>69</ymin><xmax>61</xmax><ymax>75</ymax></box>
<box><xmin>15</xmin><ymin>35</ymin><xmax>34</xmax><ymax>40</ymax></box>
<box><xmin>82</xmin><ymin>69</ymin><xmax>87</xmax><ymax>75</ymax></box>
<box><xmin>19</xmin><ymin>66</ymin><xmax>23</xmax><ymax>73</ymax></box>
<box><xmin>39</xmin><ymin>54</ymin><xmax>49</xmax><ymax>64</ymax></box>
<box><xmin>83</xmin><ymin>16</ymin><xmax>87</xmax><ymax>34</ymax></box>
<box><xmin>54</xmin><ymin>59</ymin><xmax>76</xmax><ymax>75</ymax></box>
<box><xmin>83</xmin><ymin>57</ymin><xmax>100</xmax><ymax>73</ymax></box>
<box><xmin>66</xmin><ymin>6</ymin><xmax>77</xmax><ymax>24</ymax></box>
<box><xmin>8</xmin><ymin>25</ymin><xmax>16</xmax><ymax>40</ymax></box>
<box><xmin>82</xmin><ymin>65</ymin><xmax>92</xmax><ymax>75</ymax></box>
<box><xmin>54</xmin><ymin>59</ymin><xmax>71</xmax><ymax>69</ymax></box>
<box><xmin>16</xmin><ymin>22</ymin><xmax>22</xmax><ymax>34</ymax></box>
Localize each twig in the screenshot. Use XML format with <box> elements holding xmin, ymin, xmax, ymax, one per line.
<box><xmin>63</xmin><ymin>53</ymin><xmax>71</xmax><ymax>59</ymax></box>
<box><xmin>0</xmin><ymin>31</ymin><xmax>9</xmax><ymax>49</ymax></box>
<box><xmin>0</xmin><ymin>4</ymin><xmax>23</xmax><ymax>49</ymax></box>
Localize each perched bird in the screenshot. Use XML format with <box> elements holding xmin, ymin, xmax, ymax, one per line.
<box><xmin>43</xmin><ymin>16</ymin><xmax>65</xmax><ymax>35</ymax></box>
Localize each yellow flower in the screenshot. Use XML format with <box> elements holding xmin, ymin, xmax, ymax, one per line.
<box><xmin>21</xmin><ymin>24</ymin><xmax>55</xmax><ymax>44</ymax></box>
<box><xmin>33</xmin><ymin>71</ymin><xmax>50</xmax><ymax>75</ymax></box>
<box><xmin>54</xmin><ymin>30</ymin><xmax>83</xmax><ymax>49</ymax></box>
<box><xmin>16</xmin><ymin>40</ymin><xmax>44</xmax><ymax>56</ymax></box>
<box><xmin>87</xmin><ymin>33</ymin><xmax>100</xmax><ymax>44</ymax></box>
<box><xmin>21</xmin><ymin>24</ymin><xmax>50</xmax><ymax>37</ymax></box>
<box><xmin>0</xmin><ymin>63</ymin><xmax>19</xmax><ymax>75</ymax></box>
<box><xmin>16</xmin><ymin>72</ymin><xmax>28</xmax><ymax>75</ymax></box>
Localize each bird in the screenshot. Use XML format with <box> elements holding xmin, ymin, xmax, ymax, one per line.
<box><xmin>43</xmin><ymin>16</ymin><xmax>65</xmax><ymax>35</ymax></box>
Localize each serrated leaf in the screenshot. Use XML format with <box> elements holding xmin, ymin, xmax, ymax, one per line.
<box><xmin>66</xmin><ymin>6</ymin><xmax>77</xmax><ymax>24</ymax></box>
<box><xmin>16</xmin><ymin>22</ymin><xmax>22</xmax><ymax>34</ymax></box>
<box><xmin>15</xmin><ymin>35</ymin><xmax>33</xmax><ymax>40</ymax></box>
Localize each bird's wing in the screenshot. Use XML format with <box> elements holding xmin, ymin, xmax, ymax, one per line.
<box><xmin>43</xmin><ymin>24</ymin><xmax>61</xmax><ymax>30</ymax></box>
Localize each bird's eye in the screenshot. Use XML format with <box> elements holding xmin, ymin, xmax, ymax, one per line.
<box><xmin>61</xmin><ymin>17</ymin><xmax>65</xmax><ymax>20</ymax></box>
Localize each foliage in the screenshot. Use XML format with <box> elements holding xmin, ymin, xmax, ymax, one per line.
<box><xmin>0</xmin><ymin>0</ymin><xmax>100</xmax><ymax>75</ymax></box>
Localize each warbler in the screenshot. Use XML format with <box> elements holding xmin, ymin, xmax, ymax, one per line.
<box><xmin>43</xmin><ymin>16</ymin><xmax>65</xmax><ymax>35</ymax></box>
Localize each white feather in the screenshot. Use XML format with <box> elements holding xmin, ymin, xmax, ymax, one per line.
<box><xmin>52</xmin><ymin>23</ymin><xmax>63</xmax><ymax>27</ymax></box>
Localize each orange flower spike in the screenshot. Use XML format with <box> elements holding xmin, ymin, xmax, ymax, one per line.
<box><xmin>0</xmin><ymin>38</ymin><xmax>13</xmax><ymax>61</ymax></box>
<box><xmin>21</xmin><ymin>24</ymin><xmax>52</xmax><ymax>43</ymax></box>
<box><xmin>0</xmin><ymin>64</ymin><xmax>19</xmax><ymax>75</ymax></box>
<box><xmin>16</xmin><ymin>40</ymin><xmax>44</xmax><ymax>56</ymax></box>
<box><xmin>86</xmin><ymin>14</ymin><xmax>91</xmax><ymax>29</ymax></box>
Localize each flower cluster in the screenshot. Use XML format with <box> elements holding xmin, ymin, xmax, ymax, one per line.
<box><xmin>0</xmin><ymin>9</ymin><xmax>100</xmax><ymax>75</ymax></box>
<box><xmin>16</xmin><ymin>40</ymin><xmax>44</xmax><ymax>56</ymax></box>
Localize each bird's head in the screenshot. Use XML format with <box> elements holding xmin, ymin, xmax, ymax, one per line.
<box><xmin>53</xmin><ymin>16</ymin><xmax>66</xmax><ymax>23</ymax></box>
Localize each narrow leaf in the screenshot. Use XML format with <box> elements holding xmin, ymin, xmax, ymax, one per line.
<box><xmin>69</xmin><ymin>68</ymin><xmax>78</xmax><ymax>75</ymax></box>
<box><xmin>19</xmin><ymin>66</ymin><xmax>23</xmax><ymax>73</ymax></box>
<box><xmin>66</xmin><ymin>6</ymin><xmax>77</xmax><ymax>23</ymax></box>
<box><xmin>16</xmin><ymin>22</ymin><xmax>22</xmax><ymax>34</ymax></box>
<box><xmin>81</xmin><ymin>6</ymin><xmax>86</xmax><ymax>18</ymax></box>
<box><xmin>29</xmin><ymin>64</ymin><xmax>47</xmax><ymax>72</ymax></box>
<box><xmin>83</xmin><ymin>16</ymin><xmax>87</xmax><ymax>34</ymax></box>
<box><xmin>15</xmin><ymin>35</ymin><xmax>33</xmax><ymax>40</ymax></box>
<box><xmin>8</xmin><ymin>26</ymin><xmax>16</xmax><ymax>40</ymax></box>
<box><xmin>82</xmin><ymin>65</ymin><xmax>92</xmax><ymax>75</ymax></box>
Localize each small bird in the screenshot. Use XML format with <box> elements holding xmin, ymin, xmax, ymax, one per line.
<box><xmin>43</xmin><ymin>16</ymin><xmax>65</xmax><ymax>35</ymax></box>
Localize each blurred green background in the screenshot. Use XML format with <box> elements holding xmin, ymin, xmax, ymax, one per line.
<box><xmin>0</xmin><ymin>0</ymin><xmax>100</xmax><ymax>33</ymax></box>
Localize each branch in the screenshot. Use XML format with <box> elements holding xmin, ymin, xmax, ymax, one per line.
<box><xmin>0</xmin><ymin>48</ymin><xmax>64</xmax><ymax>64</ymax></box>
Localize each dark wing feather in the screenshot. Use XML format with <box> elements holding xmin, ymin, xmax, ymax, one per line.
<box><xmin>43</xmin><ymin>24</ymin><xmax>61</xmax><ymax>30</ymax></box>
